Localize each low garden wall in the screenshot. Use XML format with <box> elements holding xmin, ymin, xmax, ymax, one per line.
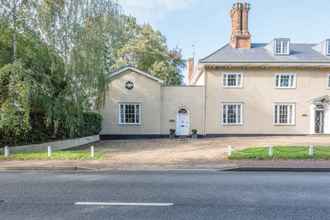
<box><xmin>9</xmin><ymin>135</ymin><xmax>99</xmax><ymax>152</ymax></box>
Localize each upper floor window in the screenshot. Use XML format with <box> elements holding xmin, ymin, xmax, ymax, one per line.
<box><xmin>223</xmin><ymin>73</ymin><xmax>243</xmax><ymax>88</ymax></box>
<box><xmin>275</xmin><ymin>73</ymin><xmax>296</xmax><ymax>88</ymax></box>
<box><xmin>222</xmin><ymin>103</ymin><xmax>243</xmax><ymax>125</ymax></box>
<box><xmin>273</xmin><ymin>103</ymin><xmax>295</xmax><ymax>125</ymax></box>
<box><xmin>119</xmin><ymin>103</ymin><xmax>141</xmax><ymax>125</ymax></box>
<box><xmin>326</xmin><ymin>40</ymin><xmax>330</xmax><ymax>56</ymax></box>
<box><xmin>274</xmin><ymin>39</ymin><xmax>290</xmax><ymax>55</ymax></box>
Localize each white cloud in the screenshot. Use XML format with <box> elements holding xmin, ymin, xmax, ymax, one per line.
<box><xmin>118</xmin><ymin>0</ymin><xmax>194</xmax><ymax>22</ymax></box>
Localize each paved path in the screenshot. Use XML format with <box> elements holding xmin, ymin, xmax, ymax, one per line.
<box><xmin>1</xmin><ymin>171</ymin><xmax>330</xmax><ymax>219</ymax></box>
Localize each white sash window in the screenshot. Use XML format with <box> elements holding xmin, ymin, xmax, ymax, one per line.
<box><xmin>223</xmin><ymin>73</ymin><xmax>243</xmax><ymax>88</ymax></box>
<box><xmin>275</xmin><ymin>73</ymin><xmax>296</xmax><ymax>88</ymax></box>
<box><xmin>222</xmin><ymin>103</ymin><xmax>243</xmax><ymax>125</ymax></box>
<box><xmin>119</xmin><ymin>104</ymin><xmax>141</xmax><ymax>125</ymax></box>
<box><xmin>273</xmin><ymin>103</ymin><xmax>295</xmax><ymax>125</ymax></box>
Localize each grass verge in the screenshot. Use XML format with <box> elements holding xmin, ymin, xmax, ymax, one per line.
<box><xmin>229</xmin><ymin>146</ymin><xmax>330</xmax><ymax>160</ymax></box>
<box><xmin>0</xmin><ymin>150</ymin><xmax>104</xmax><ymax>161</ymax></box>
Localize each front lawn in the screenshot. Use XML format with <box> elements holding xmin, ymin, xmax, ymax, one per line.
<box><xmin>0</xmin><ymin>150</ymin><xmax>104</xmax><ymax>161</ymax></box>
<box><xmin>229</xmin><ymin>146</ymin><xmax>330</xmax><ymax>160</ymax></box>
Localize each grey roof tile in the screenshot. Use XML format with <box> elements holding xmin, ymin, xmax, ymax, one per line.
<box><xmin>200</xmin><ymin>43</ymin><xmax>330</xmax><ymax>63</ymax></box>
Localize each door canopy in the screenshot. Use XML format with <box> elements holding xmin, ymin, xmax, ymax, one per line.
<box><xmin>312</xmin><ymin>95</ymin><xmax>330</xmax><ymax>106</ymax></box>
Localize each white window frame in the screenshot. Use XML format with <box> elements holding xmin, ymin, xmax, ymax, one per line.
<box><xmin>118</xmin><ymin>103</ymin><xmax>142</xmax><ymax>125</ymax></box>
<box><xmin>223</xmin><ymin>73</ymin><xmax>243</xmax><ymax>88</ymax></box>
<box><xmin>273</xmin><ymin>103</ymin><xmax>296</xmax><ymax>126</ymax></box>
<box><xmin>274</xmin><ymin>39</ymin><xmax>290</xmax><ymax>55</ymax></box>
<box><xmin>326</xmin><ymin>40</ymin><xmax>330</xmax><ymax>56</ymax></box>
<box><xmin>275</xmin><ymin>73</ymin><xmax>296</xmax><ymax>89</ymax></box>
<box><xmin>222</xmin><ymin>103</ymin><xmax>244</xmax><ymax>125</ymax></box>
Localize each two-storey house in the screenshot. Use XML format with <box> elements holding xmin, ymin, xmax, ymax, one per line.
<box><xmin>100</xmin><ymin>2</ymin><xmax>330</xmax><ymax>139</ymax></box>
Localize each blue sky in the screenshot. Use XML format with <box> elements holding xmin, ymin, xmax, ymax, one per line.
<box><xmin>118</xmin><ymin>0</ymin><xmax>330</xmax><ymax>61</ymax></box>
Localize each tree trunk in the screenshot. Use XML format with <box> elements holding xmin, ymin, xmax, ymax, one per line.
<box><xmin>12</xmin><ymin>0</ymin><xmax>17</xmax><ymax>62</ymax></box>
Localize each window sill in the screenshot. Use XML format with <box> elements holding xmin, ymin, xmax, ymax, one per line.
<box><xmin>223</xmin><ymin>86</ymin><xmax>243</xmax><ymax>89</ymax></box>
<box><xmin>118</xmin><ymin>123</ymin><xmax>142</xmax><ymax>126</ymax></box>
<box><xmin>275</xmin><ymin>87</ymin><xmax>296</xmax><ymax>89</ymax></box>
<box><xmin>273</xmin><ymin>124</ymin><xmax>296</xmax><ymax>126</ymax></box>
<box><xmin>222</xmin><ymin>123</ymin><xmax>244</xmax><ymax>126</ymax></box>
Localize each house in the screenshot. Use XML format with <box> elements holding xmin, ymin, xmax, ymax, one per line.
<box><xmin>100</xmin><ymin>2</ymin><xmax>330</xmax><ymax>139</ymax></box>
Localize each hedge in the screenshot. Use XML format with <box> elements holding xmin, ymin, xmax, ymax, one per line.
<box><xmin>0</xmin><ymin>112</ymin><xmax>102</xmax><ymax>147</ymax></box>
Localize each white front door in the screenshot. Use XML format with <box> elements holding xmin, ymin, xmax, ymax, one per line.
<box><xmin>176</xmin><ymin>109</ymin><xmax>190</xmax><ymax>136</ymax></box>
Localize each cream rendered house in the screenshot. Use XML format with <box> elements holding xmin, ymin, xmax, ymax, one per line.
<box><xmin>100</xmin><ymin>2</ymin><xmax>330</xmax><ymax>139</ymax></box>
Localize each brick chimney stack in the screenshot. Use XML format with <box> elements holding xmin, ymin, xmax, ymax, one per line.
<box><xmin>187</xmin><ymin>58</ymin><xmax>194</xmax><ymax>84</ymax></box>
<box><xmin>230</xmin><ymin>2</ymin><xmax>251</xmax><ymax>49</ymax></box>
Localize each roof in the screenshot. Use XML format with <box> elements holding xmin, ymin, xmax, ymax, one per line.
<box><xmin>110</xmin><ymin>66</ymin><xmax>164</xmax><ymax>84</ymax></box>
<box><xmin>200</xmin><ymin>43</ymin><xmax>330</xmax><ymax>64</ymax></box>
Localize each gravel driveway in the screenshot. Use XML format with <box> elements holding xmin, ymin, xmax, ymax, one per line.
<box><xmin>90</xmin><ymin>136</ymin><xmax>330</xmax><ymax>167</ymax></box>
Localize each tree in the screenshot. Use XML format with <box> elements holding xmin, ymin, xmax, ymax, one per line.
<box><xmin>117</xmin><ymin>24</ymin><xmax>184</xmax><ymax>85</ymax></box>
<box><xmin>0</xmin><ymin>0</ymin><xmax>186</xmax><ymax>146</ymax></box>
<box><xmin>0</xmin><ymin>0</ymin><xmax>37</xmax><ymax>62</ymax></box>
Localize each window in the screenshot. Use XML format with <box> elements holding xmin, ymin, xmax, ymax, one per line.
<box><xmin>275</xmin><ymin>74</ymin><xmax>296</xmax><ymax>88</ymax></box>
<box><xmin>327</xmin><ymin>40</ymin><xmax>330</xmax><ymax>56</ymax></box>
<box><xmin>222</xmin><ymin>103</ymin><xmax>243</xmax><ymax>125</ymax></box>
<box><xmin>223</xmin><ymin>73</ymin><xmax>242</xmax><ymax>88</ymax></box>
<box><xmin>273</xmin><ymin>103</ymin><xmax>295</xmax><ymax>125</ymax></box>
<box><xmin>328</xmin><ymin>74</ymin><xmax>330</xmax><ymax>88</ymax></box>
<box><xmin>119</xmin><ymin>104</ymin><xmax>141</xmax><ymax>125</ymax></box>
<box><xmin>274</xmin><ymin>39</ymin><xmax>290</xmax><ymax>55</ymax></box>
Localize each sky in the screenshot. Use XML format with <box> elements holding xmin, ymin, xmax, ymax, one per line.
<box><xmin>118</xmin><ymin>0</ymin><xmax>330</xmax><ymax>62</ymax></box>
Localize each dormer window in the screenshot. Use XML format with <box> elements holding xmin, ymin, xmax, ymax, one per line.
<box><xmin>274</xmin><ymin>39</ymin><xmax>290</xmax><ymax>55</ymax></box>
<box><xmin>326</xmin><ymin>40</ymin><xmax>330</xmax><ymax>56</ymax></box>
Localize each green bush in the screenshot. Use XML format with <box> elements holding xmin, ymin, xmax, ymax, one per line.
<box><xmin>0</xmin><ymin>112</ymin><xmax>103</xmax><ymax>147</ymax></box>
<box><xmin>80</xmin><ymin>112</ymin><xmax>103</xmax><ymax>137</ymax></box>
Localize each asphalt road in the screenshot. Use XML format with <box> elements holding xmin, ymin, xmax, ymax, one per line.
<box><xmin>1</xmin><ymin>171</ymin><xmax>330</xmax><ymax>220</ymax></box>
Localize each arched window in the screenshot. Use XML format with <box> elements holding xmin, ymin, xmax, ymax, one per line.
<box><xmin>178</xmin><ymin>108</ymin><xmax>188</xmax><ymax>114</ymax></box>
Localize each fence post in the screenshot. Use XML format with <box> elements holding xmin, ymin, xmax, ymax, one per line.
<box><xmin>4</xmin><ymin>146</ymin><xmax>9</xmax><ymax>157</ymax></box>
<box><xmin>268</xmin><ymin>145</ymin><xmax>273</xmax><ymax>157</ymax></box>
<box><xmin>228</xmin><ymin>145</ymin><xmax>233</xmax><ymax>157</ymax></box>
<box><xmin>91</xmin><ymin>145</ymin><xmax>95</xmax><ymax>158</ymax></box>
<box><xmin>48</xmin><ymin>146</ymin><xmax>52</xmax><ymax>158</ymax></box>
<box><xmin>309</xmin><ymin>145</ymin><xmax>314</xmax><ymax>157</ymax></box>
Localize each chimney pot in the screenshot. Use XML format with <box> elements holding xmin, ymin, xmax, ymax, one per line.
<box><xmin>230</xmin><ymin>1</ymin><xmax>252</xmax><ymax>49</ymax></box>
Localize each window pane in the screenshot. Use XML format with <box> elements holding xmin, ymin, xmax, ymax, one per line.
<box><xmin>223</xmin><ymin>105</ymin><xmax>227</xmax><ymax>124</ymax></box>
<box><xmin>224</xmin><ymin>74</ymin><xmax>241</xmax><ymax>87</ymax></box>
<box><xmin>274</xmin><ymin>105</ymin><xmax>278</xmax><ymax>124</ymax></box>
<box><xmin>120</xmin><ymin>104</ymin><xmax>141</xmax><ymax>124</ymax></box>
<box><xmin>223</xmin><ymin>104</ymin><xmax>242</xmax><ymax>124</ymax></box>
<box><xmin>274</xmin><ymin>104</ymin><xmax>294</xmax><ymax>125</ymax></box>
<box><xmin>276</xmin><ymin>74</ymin><xmax>294</xmax><ymax>88</ymax></box>
<box><xmin>136</xmin><ymin>105</ymin><xmax>140</xmax><ymax>123</ymax></box>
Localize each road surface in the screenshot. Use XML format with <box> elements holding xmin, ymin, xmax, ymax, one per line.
<box><xmin>1</xmin><ymin>170</ymin><xmax>330</xmax><ymax>219</ymax></box>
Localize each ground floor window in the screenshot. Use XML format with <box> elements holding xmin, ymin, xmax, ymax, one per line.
<box><xmin>273</xmin><ymin>103</ymin><xmax>295</xmax><ymax>125</ymax></box>
<box><xmin>222</xmin><ymin>103</ymin><xmax>243</xmax><ymax>125</ymax></box>
<box><xmin>119</xmin><ymin>103</ymin><xmax>141</xmax><ymax>125</ymax></box>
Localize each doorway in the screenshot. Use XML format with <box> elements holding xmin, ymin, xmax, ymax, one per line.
<box><xmin>176</xmin><ymin>108</ymin><xmax>190</xmax><ymax>136</ymax></box>
<box><xmin>315</xmin><ymin>110</ymin><xmax>325</xmax><ymax>134</ymax></box>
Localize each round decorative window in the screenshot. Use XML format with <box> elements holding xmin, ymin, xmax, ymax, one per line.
<box><xmin>125</xmin><ymin>81</ymin><xmax>134</xmax><ymax>90</ymax></box>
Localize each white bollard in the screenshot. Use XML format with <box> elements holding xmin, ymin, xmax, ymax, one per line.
<box><xmin>91</xmin><ymin>146</ymin><xmax>95</xmax><ymax>158</ymax></box>
<box><xmin>309</xmin><ymin>145</ymin><xmax>314</xmax><ymax>157</ymax></box>
<box><xmin>268</xmin><ymin>145</ymin><xmax>273</xmax><ymax>157</ymax></box>
<box><xmin>4</xmin><ymin>146</ymin><xmax>9</xmax><ymax>157</ymax></box>
<box><xmin>48</xmin><ymin>146</ymin><xmax>52</xmax><ymax>158</ymax></box>
<box><xmin>228</xmin><ymin>145</ymin><xmax>233</xmax><ymax>157</ymax></box>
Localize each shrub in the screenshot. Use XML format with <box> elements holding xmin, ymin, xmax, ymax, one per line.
<box><xmin>80</xmin><ymin>112</ymin><xmax>103</xmax><ymax>137</ymax></box>
<box><xmin>0</xmin><ymin>112</ymin><xmax>103</xmax><ymax>147</ymax></box>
